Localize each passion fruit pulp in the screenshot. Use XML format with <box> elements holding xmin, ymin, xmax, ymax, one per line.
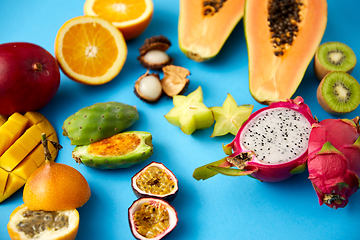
<box><xmin>131</xmin><ymin>162</ymin><xmax>178</xmax><ymax>202</ymax></box>
<box><xmin>128</xmin><ymin>198</ymin><xmax>178</xmax><ymax>240</ymax></box>
<box><xmin>7</xmin><ymin>204</ymin><xmax>79</xmax><ymax>240</ymax></box>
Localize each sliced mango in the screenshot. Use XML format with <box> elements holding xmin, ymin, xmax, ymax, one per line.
<box><xmin>0</xmin><ymin>113</ymin><xmax>29</xmax><ymax>157</ymax></box>
<box><xmin>0</xmin><ymin>111</ymin><xmax>59</xmax><ymax>203</ymax></box>
<box><xmin>24</xmin><ymin>111</ymin><xmax>46</xmax><ymax>127</ymax></box>
<box><xmin>0</xmin><ymin>168</ymin><xmax>9</xmax><ymax>196</ymax></box>
<box><xmin>0</xmin><ymin>115</ymin><xmax>7</xmax><ymax>126</ymax></box>
<box><xmin>11</xmin><ymin>157</ymin><xmax>38</xmax><ymax>181</ymax></box>
<box><xmin>0</xmin><ymin>173</ymin><xmax>26</xmax><ymax>203</ymax></box>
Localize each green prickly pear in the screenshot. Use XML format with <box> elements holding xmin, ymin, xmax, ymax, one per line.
<box><xmin>72</xmin><ymin>131</ymin><xmax>153</xmax><ymax>169</ymax></box>
<box><xmin>62</xmin><ymin>102</ymin><xmax>139</xmax><ymax>145</ymax></box>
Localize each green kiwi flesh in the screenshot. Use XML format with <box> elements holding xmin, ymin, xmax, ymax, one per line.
<box><xmin>314</xmin><ymin>42</ymin><xmax>357</xmax><ymax>80</ymax></box>
<box><xmin>317</xmin><ymin>71</ymin><xmax>360</xmax><ymax>114</ymax></box>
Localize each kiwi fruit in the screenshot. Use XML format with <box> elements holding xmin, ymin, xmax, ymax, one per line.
<box><xmin>314</xmin><ymin>42</ymin><xmax>357</xmax><ymax>80</ymax></box>
<box><xmin>317</xmin><ymin>71</ymin><xmax>360</xmax><ymax>115</ymax></box>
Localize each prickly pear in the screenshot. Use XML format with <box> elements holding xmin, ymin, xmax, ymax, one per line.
<box><xmin>62</xmin><ymin>102</ymin><xmax>139</xmax><ymax>145</ymax></box>
<box><xmin>72</xmin><ymin>131</ymin><xmax>153</xmax><ymax>169</ymax></box>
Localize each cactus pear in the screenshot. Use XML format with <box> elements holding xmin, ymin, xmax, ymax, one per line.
<box><xmin>62</xmin><ymin>102</ymin><xmax>139</xmax><ymax>145</ymax></box>
<box><xmin>72</xmin><ymin>131</ymin><xmax>153</xmax><ymax>169</ymax></box>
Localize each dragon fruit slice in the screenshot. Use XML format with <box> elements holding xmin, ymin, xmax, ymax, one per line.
<box><xmin>193</xmin><ymin>96</ymin><xmax>316</xmax><ymax>182</ymax></box>
<box><xmin>307</xmin><ymin>117</ymin><xmax>360</xmax><ymax>209</ymax></box>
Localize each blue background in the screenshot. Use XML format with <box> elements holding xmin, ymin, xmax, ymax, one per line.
<box><xmin>1</xmin><ymin>0</ymin><xmax>360</xmax><ymax>239</ymax></box>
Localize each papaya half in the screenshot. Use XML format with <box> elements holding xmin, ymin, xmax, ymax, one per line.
<box><xmin>245</xmin><ymin>0</ymin><xmax>327</xmax><ymax>104</ymax></box>
<box><xmin>178</xmin><ymin>0</ymin><xmax>246</xmax><ymax>62</ymax></box>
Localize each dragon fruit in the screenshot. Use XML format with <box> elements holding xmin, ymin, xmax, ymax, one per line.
<box><xmin>193</xmin><ymin>96</ymin><xmax>316</xmax><ymax>182</ymax></box>
<box><xmin>307</xmin><ymin>117</ymin><xmax>360</xmax><ymax>209</ymax></box>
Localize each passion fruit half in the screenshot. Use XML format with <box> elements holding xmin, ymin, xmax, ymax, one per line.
<box><xmin>128</xmin><ymin>198</ymin><xmax>178</xmax><ymax>240</ymax></box>
<box><xmin>7</xmin><ymin>204</ymin><xmax>79</xmax><ymax>240</ymax></box>
<box><xmin>131</xmin><ymin>162</ymin><xmax>178</xmax><ymax>202</ymax></box>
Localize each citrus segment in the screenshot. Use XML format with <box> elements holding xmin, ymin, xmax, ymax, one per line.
<box><xmin>55</xmin><ymin>16</ymin><xmax>127</xmax><ymax>85</ymax></box>
<box><xmin>84</xmin><ymin>0</ymin><xmax>153</xmax><ymax>40</ymax></box>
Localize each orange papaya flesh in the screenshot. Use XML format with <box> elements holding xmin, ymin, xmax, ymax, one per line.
<box><xmin>178</xmin><ymin>0</ymin><xmax>246</xmax><ymax>62</ymax></box>
<box><xmin>245</xmin><ymin>0</ymin><xmax>327</xmax><ymax>104</ymax></box>
<box><xmin>0</xmin><ymin>112</ymin><xmax>59</xmax><ymax>203</ymax></box>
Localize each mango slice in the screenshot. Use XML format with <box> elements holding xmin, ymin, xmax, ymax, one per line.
<box><xmin>0</xmin><ymin>115</ymin><xmax>7</xmax><ymax>126</ymax></box>
<box><xmin>0</xmin><ymin>113</ymin><xmax>29</xmax><ymax>157</ymax></box>
<box><xmin>0</xmin><ymin>112</ymin><xmax>58</xmax><ymax>203</ymax></box>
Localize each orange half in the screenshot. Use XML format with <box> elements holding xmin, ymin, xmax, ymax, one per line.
<box><xmin>54</xmin><ymin>16</ymin><xmax>127</xmax><ymax>85</ymax></box>
<box><xmin>84</xmin><ymin>0</ymin><xmax>154</xmax><ymax>40</ymax></box>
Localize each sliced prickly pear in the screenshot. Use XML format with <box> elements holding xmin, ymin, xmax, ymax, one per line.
<box><xmin>209</xmin><ymin>93</ymin><xmax>253</xmax><ymax>137</ymax></box>
<box><xmin>164</xmin><ymin>86</ymin><xmax>214</xmax><ymax>135</ymax></box>
<box><xmin>72</xmin><ymin>131</ymin><xmax>153</xmax><ymax>169</ymax></box>
<box><xmin>62</xmin><ymin>102</ymin><xmax>139</xmax><ymax>145</ymax></box>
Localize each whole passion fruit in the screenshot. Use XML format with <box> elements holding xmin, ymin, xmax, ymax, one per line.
<box><xmin>0</xmin><ymin>42</ymin><xmax>60</xmax><ymax>116</ymax></box>
<box><xmin>131</xmin><ymin>162</ymin><xmax>178</xmax><ymax>202</ymax></box>
<box><xmin>128</xmin><ymin>198</ymin><xmax>178</xmax><ymax>240</ymax></box>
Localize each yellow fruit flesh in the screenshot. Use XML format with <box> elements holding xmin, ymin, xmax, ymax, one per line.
<box><xmin>0</xmin><ymin>112</ymin><xmax>58</xmax><ymax>203</ymax></box>
<box><xmin>0</xmin><ymin>168</ymin><xmax>9</xmax><ymax>196</ymax></box>
<box><xmin>0</xmin><ymin>113</ymin><xmax>29</xmax><ymax>157</ymax></box>
<box><xmin>0</xmin><ymin>116</ymin><xmax>7</xmax><ymax>126</ymax></box>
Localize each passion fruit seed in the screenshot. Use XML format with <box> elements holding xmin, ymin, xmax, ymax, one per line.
<box><xmin>133</xmin><ymin>202</ymin><xmax>170</xmax><ymax>238</ymax></box>
<box><xmin>136</xmin><ymin>166</ymin><xmax>176</xmax><ymax>195</ymax></box>
<box><xmin>203</xmin><ymin>0</ymin><xmax>227</xmax><ymax>16</ymax></box>
<box><xmin>268</xmin><ymin>0</ymin><xmax>303</xmax><ymax>56</ymax></box>
<box><xmin>17</xmin><ymin>210</ymin><xmax>69</xmax><ymax>238</ymax></box>
<box><xmin>143</xmin><ymin>50</ymin><xmax>170</xmax><ymax>65</ymax></box>
<box><xmin>136</xmin><ymin>74</ymin><xmax>163</xmax><ymax>102</ymax></box>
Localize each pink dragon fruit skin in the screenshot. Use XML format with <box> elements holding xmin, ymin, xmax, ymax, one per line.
<box><xmin>308</xmin><ymin>118</ymin><xmax>360</xmax><ymax>209</ymax></box>
<box><xmin>220</xmin><ymin>96</ymin><xmax>317</xmax><ymax>182</ymax></box>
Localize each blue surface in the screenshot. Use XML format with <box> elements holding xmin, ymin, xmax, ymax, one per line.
<box><xmin>0</xmin><ymin>0</ymin><xmax>360</xmax><ymax>239</ymax></box>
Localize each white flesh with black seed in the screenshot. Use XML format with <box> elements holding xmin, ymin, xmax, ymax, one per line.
<box><xmin>239</xmin><ymin>107</ymin><xmax>311</xmax><ymax>164</ymax></box>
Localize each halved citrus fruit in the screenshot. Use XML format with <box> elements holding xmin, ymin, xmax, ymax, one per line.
<box><xmin>84</xmin><ymin>0</ymin><xmax>154</xmax><ymax>40</ymax></box>
<box><xmin>54</xmin><ymin>16</ymin><xmax>127</xmax><ymax>85</ymax></box>
<box><xmin>7</xmin><ymin>204</ymin><xmax>79</xmax><ymax>240</ymax></box>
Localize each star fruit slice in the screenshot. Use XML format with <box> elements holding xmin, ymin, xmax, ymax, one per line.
<box><xmin>210</xmin><ymin>93</ymin><xmax>253</xmax><ymax>137</ymax></box>
<box><xmin>164</xmin><ymin>86</ymin><xmax>214</xmax><ymax>135</ymax></box>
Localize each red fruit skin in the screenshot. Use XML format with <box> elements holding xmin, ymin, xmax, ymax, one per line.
<box><xmin>228</xmin><ymin>96</ymin><xmax>316</xmax><ymax>182</ymax></box>
<box><xmin>308</xmin><ymin>118</ymin><xmax>360</xmax><ymax>209</ymax></box>
<box><xmin>0</xmin><ymin>42</ymin><xmax>60</xmax><ymax>116</ymax></box>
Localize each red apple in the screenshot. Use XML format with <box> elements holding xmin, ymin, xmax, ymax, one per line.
<box><xmin>0</xmin><ymin>42</ymin><xmax>60</xmax><ymax>116</ymax></box>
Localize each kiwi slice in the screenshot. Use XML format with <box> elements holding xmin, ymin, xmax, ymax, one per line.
<box><xmin>317</xmin><ymin>71</ymin><xmax>360</xmax><ymax>115</ymax></box>
<box><xmin>314</xmin><ymin>42</ymin><xmax>357</xmax><ymax>80</ymax></box>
